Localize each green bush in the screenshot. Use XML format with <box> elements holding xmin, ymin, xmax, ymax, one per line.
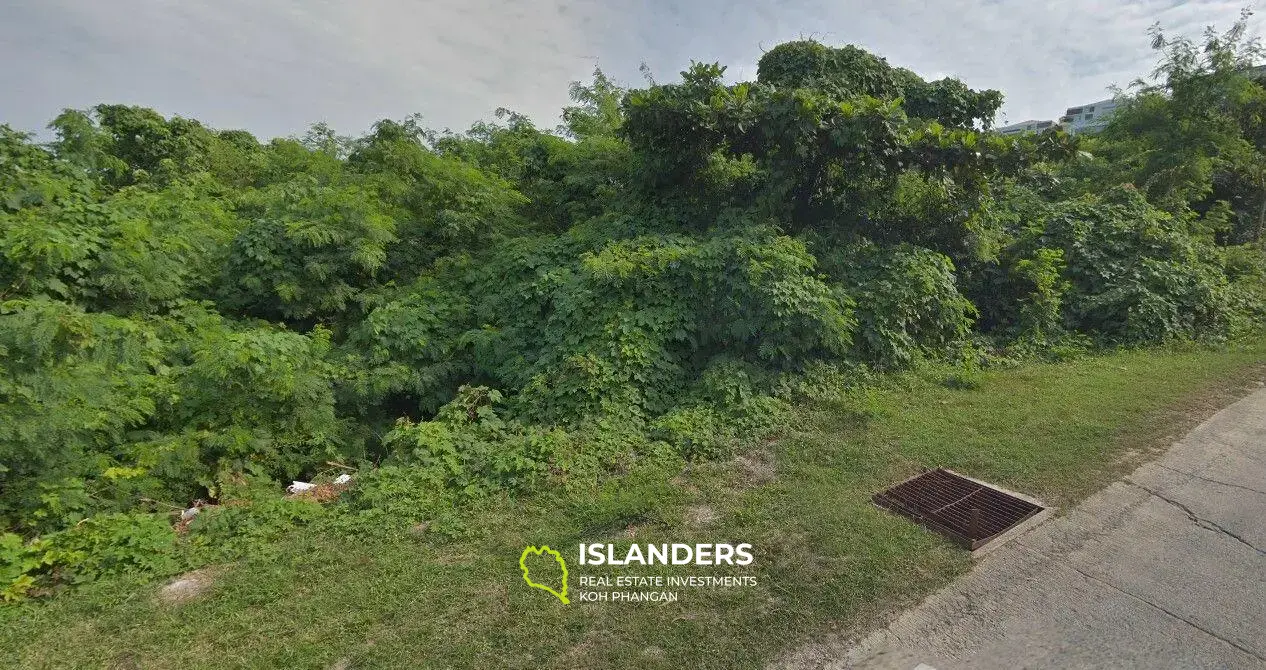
<box><xmin>1</xmin><ymin>532</ymin><xmax>49</xmax><ymax>602</ymax></box>
<box><xmin>41</xmin><ymin>512</ymin><xmax>180</xmax><ymax>584</ymax></box>
<box><xmin>4</xmin><ymin>508</ymin><xmax>193</xmax><ymax>602</ymax></box>
<box><xmin>186</xmin><ymin>497</ymin><xmax>325</xmax><ymax>563</ymax></box>
<box><xmin>383</xmin><ymin>386</ymin><xmax>569</xmax><ymax>495</ymax></box>
<box><xmin>0</xmin><ymin>299</ymin><xmax>352</xmax><ymax>533</ymax></box>
<box><xmin>217</xmin><ymin>180</ymin><xmax>396</xmax><ymax>323</ymax></box>
<box><xmin>1031</xmin><ymin>188</ymin><xmax>1239</xmax><ymax>343</ymax></box>
<box><xmin>330</xmin><ymin>466</ymin><xmax>471</xmax><ymax>541</ymax></box>
<box><xmin>0</xmin><ymin>299</ymin><xmax>168</xmax><ymax>532</ymax></box>
<box><xmin>818</xmin><ymin>242</ymin><xmax>976</xmax><ymax>367</ymax></box>
<box><xmin>1012</xmin><ymin>247</ymin><xmax>1071</xmax><ymax>341</ymax></box>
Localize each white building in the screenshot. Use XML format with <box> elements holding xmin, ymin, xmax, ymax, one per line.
<box><xmin>996</xmin><ymin>119</ymin><xmax>1056</xmax><ymax>136</ymax></box>
<box><xmin>1059</xmin><ymin>98</ymin><xmax>1121</xmax><ymax>134</ymax></box>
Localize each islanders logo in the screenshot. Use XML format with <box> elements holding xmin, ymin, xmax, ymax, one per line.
<box><xmin>519</xmin><ymin>545</ymin><xmax>570</xmax><ymax>604</ymax></box>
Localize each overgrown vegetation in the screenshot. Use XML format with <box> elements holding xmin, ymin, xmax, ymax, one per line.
<box><xmin>3</xmin><ymin>15</ymin><xmax>1266</xmax><ymax>606</ymax></box>
<box><xmin>2</xmin><ymin>344</ymin><xmax>1263</xmax><ymax>669</ymax></box>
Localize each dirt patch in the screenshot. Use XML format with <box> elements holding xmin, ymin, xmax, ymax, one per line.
<box><xmin>670</xmin><ymin>472</ymin><xmax>702</xmax><ymax>494</ymax></box>
<box><xmin>560</xmin><ymin>629</ymin><xmax>606</xmax><ymax>665</ymax></box>
<box><xmin>684</xmin><ymin>504</ymin><xmax>718</xmax><ymax>527</ymax></box>
<box><xmin>157</xmin><ymin>568</ymin><xmax>218</xmax><ymax>605</ymax></box>
<box><xmin>732</xmin><ymin>449</ymin><xmax>778</xmax><ymax>487</ymax></box>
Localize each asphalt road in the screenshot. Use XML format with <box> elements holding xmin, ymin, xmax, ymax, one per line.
<box><xmin>788</xmin><ymin>386</ymin><xmax>1266</xmax><ymax>670</ymax></box>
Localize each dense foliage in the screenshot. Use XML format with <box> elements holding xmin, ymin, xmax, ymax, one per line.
<box><xmin>4</xmin><ymin>18</ymin><xmax>1266</xmax><ymax>600</ymax></box>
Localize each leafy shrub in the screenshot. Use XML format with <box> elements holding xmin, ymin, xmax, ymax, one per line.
<box><xmin>818</xmin><ymin>242</ymin><xmax>976</xmax><ymax>367</ymax></box>
<box><xmin>383</xmin><ymin>386</ymin><xmax>568</xmax><ymax>495</ymax></box>
<box><xmin>330</xmin><ymin>466</ymin><xmax>471</xmax><ymax>541</ymax></box>
<box><xmin>0</xmin><ymin>299</ymin><xmax>351</xmax><ymax>532</ymax></box>
<box><xmin>40</xmin><ymin>512</ymin><xmax>180</xmax><ymax>584</ymax></box>
<box><xmin>466</xmin><ymin>224</ymin><xmax>854</xmax><ymax>426</ymax></box>
<box><xmin>1012</xmin><ymin>247</ymin><xmax>1071</xmax><ymax>341</ymax></box>
<box><xmin>0</xmin><ymin>299</ymin><xmax>168</xmax><ymax>532</ymax></box>
<box><xmin>1222</xmin><ymin>243</ymin><xmax>1266</xmax><ymax>337</ymax></box>
<box><xmin>218</xmin><ymin>180</ymin><xmax>396</xmax><ymax>323</ymax></box>
<box><xmin>339</xmin><ymin>276</ymin><xmax>474</xmax><ymax>419</ymax></box>
<box><xmin>161</xmin><ymin>313</ymin><xmax>351</xmax><ymax>480</ymax></box>
<box><xmin>649</xmin><ymin>405</ymin><xmax>733</xmax><ymax>461</ymax></box>
<box><xmin>1030</xmin><ymin>188</ymin><xmax>1238</xmax><ymax>343</ymax></box>
<box><xmin>1</xmin><ymin>532</ymin><xmax>49</xmax><ymax>602</ymax></box>
<box><xmin>186</xmin><ymin>497</ymin><xmax>324</xmax><ymax>563</ymax></box>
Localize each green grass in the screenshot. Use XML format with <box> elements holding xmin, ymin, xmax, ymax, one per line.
<box><xmin>4</xmin><ymin>342</ymin><xmax>1265</xmax><ymax>669</ymax></box>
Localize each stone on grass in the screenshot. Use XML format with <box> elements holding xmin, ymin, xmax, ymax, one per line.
<box><xmin>157</xmin><ymin>569</ymin><xmax>215</xmax><ymax>605</ymax></box>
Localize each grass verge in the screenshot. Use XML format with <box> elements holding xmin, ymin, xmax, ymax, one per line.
<box><xmin>3</xmin><ymin>342</ymin><xmax>1265</xmax><ymax>669</ymax></box>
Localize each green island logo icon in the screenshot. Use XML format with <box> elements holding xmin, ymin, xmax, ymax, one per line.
<box><xmin>520</xmin><ymin>545</ymin><xmax>570</xmax><ymax>604</ymax></box>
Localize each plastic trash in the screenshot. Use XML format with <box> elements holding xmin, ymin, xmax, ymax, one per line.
<box><xmin>287</xmin><ymin>481</ymin><xmax>317</xmax><ymax>494</ymax></box>
<box><xmin>180</xmin><ymin>507</ymin><xmax>200</xmax><ymax>521</ymax></box>
<box><xmin>333</xmin><ymin>473</ymin><xmax>352</xmax><ymax>485</ymax></box>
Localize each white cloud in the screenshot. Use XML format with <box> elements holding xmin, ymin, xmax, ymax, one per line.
<box><xmin>1</xmin><ymin>0</ymin><xmax>634</xmax><ymax>138</ymax></box>
<box><xmin>1</xmin><ymin>0</ymin><xmax>1261</xmax><ymax>139</ymax></box>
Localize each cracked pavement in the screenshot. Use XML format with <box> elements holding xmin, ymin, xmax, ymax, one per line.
<box><xmin>778</xmin><ymin>385</ymin><xmax>1266</xmax><ymax>670</ymax></box>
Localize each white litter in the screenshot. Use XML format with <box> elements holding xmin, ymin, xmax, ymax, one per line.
<box><xmin>180</xmin><ymin>507</ymin><xmax>200</xmax><ymax>521</ymax></box>
<box><xmin>287</xmin><ymin>481</ymin><xmax>317</xmax><ymax>494</ymax></box>
<box><xmin>333</xmin><ymin>473</ymin><xmax>352</xmax><ymax>485</ymax></box>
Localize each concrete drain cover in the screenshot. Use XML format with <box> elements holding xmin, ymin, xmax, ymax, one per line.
<box><xmin>873</xmin><ymin>468</ymin><xmax>1044</xmax><ymax>551</ymax></box>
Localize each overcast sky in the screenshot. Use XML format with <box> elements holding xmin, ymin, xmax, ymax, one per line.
<box><xmin>1</xmin><ymin>0</ymin><xmax>1261</xmax><ymax>140</ymax></box>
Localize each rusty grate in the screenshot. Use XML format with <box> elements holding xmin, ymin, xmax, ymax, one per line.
<box><xmin>873</xmin><ymin>468</ymin><xmax>1043</xmax><ymax>550</ymax></box>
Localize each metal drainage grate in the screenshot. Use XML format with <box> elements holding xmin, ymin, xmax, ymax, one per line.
<box><xmin>873</xmin><ymin>468</ymin><xmax>1043</xmax><ymax>551</ymax></box>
